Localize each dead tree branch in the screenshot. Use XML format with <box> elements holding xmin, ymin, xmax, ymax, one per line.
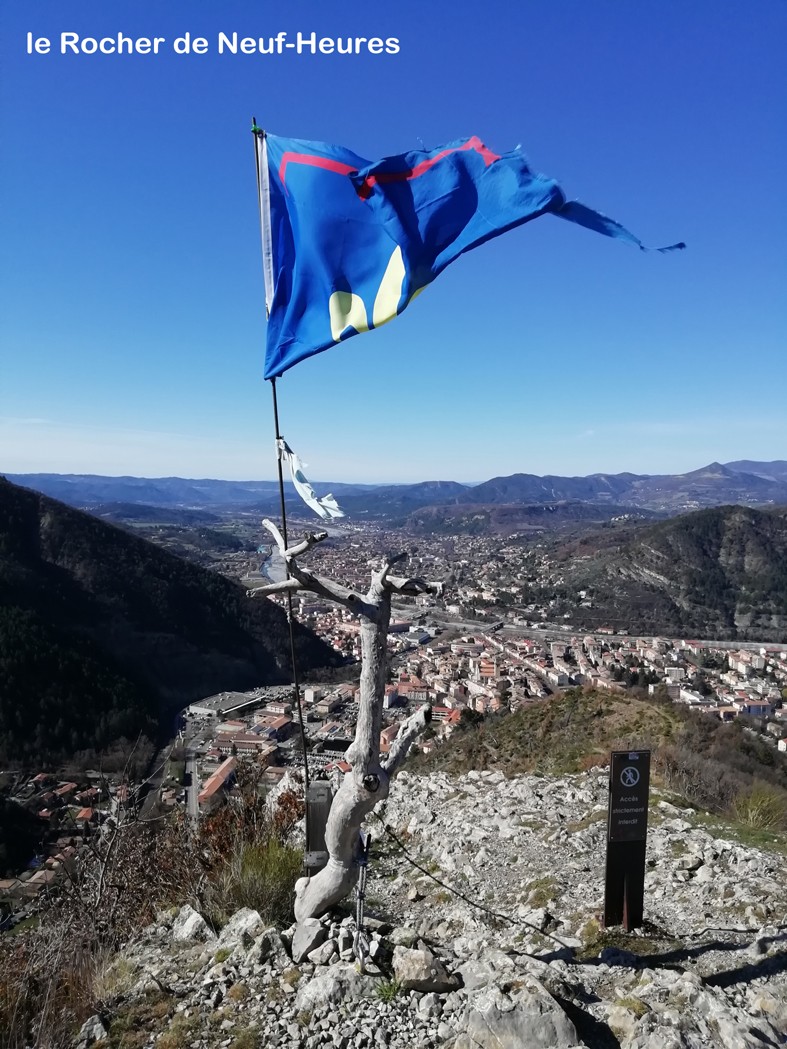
<box><xmin>246</xmin><ymin>529</ymin><xmax>444</xmax><ymax>920</ymax></box>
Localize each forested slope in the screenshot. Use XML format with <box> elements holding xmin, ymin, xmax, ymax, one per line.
<box><xmin>0</xmin><ymin>478</ymin><xmax>341</xmax><ymax>764</ymax></box>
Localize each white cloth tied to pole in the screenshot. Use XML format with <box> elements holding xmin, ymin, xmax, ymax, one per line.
<box><xmin>277</xmin><ymin>439</ymin><xmax>345</xmax><ymax>521</ymax></box>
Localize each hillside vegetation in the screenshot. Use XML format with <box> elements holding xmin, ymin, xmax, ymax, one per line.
<box><xmin>0</xmin><ymin>478</ymin><xmax>341</xmax><ymax>765</ymax></box>
<box><xmin>547</xmin><ymin>504</ymin><xmax>787</xmax><ymax>640</ymax></box>
<box><xmin>411</xmin><ymin>688</ymin><xmax>787</xmax><ymax>826</ymax></box>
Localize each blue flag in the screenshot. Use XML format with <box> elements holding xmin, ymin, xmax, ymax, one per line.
<box><xmin>258</xmin><ymin>133</ymin><xmax>683</xmax><ymax>380</ymax></box>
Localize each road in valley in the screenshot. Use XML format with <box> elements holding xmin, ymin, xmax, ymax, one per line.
<box><xmin>185</xmin><ymin>749</ymin><xmax>199</xmax><ymax>830</ymax></box>
<box><xmin>395</xmin><ymin>605</ymin><xmax>787</xmax><ymax>652</ymax></box>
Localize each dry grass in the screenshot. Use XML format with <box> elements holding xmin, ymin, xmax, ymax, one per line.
<box><xmin>410</xmin><ymin>688</ymin><xmax>681</xmax><ymax>777</ymax></box>
<box><xmin>0</xmin><ymin>759</ymin><xmax>303</xmax><ymax>1047</ymax></box>
<box><xmin>732</xmin><ymin>781</ymin><xmax>787</xmax><ymax>830</ymax></box>
<box><xmin>201</xmin><ymin>835</ymin><xmax>302</xmax><ymax>931</ymax></box>
<box><xmin>93</xmin><ymin>951</ymin><xmax>137</xmax><ymax>1006</ymax></box>
<box><xmin>227</xmin><ymin>982</ymin><xmax>250</xmax><ymax>1002</ymax></box>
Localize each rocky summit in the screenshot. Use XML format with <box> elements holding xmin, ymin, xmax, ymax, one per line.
<box><xmin>77</xmin><ymin>770</ymin><xmax>787</xmax><ymax>1048</ymax></box>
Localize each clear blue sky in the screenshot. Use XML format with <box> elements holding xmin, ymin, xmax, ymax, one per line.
<box><xmin>2</xmin><ymin>0</ymin><xmax>785</xmax><ymax>483</ymax></box>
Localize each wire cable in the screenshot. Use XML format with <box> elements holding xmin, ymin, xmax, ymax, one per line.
<box><xmin>371</xmin><ymin>813</ymin><xmax>572</xmax><ymax>952</ymax></box>
<box><xmin>373</xmin><ymin>815</ymin><xmax>785</xmax><ymax>958</ymax></box>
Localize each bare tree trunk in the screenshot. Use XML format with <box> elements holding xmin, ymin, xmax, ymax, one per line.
<box><xmin>247</xmin><ymin>522</ymin><xmax>441</xmax><ymax>920</ymax></box>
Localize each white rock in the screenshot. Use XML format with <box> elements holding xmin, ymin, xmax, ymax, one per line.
<box><xmin>76</xmin><ymin>1015</ymin><xmax>108</xmax><ymax>1045</ymax></box>
<box><xmin>294</xmin><ymin>962</ymin><xmax>376</xmax><ymax>1012</ymax></box>
<box><xmin>291</xmin><ymin>918</ymin><xmax>328</xmax><ymax>963</ymax></box>
<box><xmin>246</xmin><ymin>926</ymin><xmax>290</xmax><ymax>969</ymax></box>
<box><xmin>308</xmin><ymin>939</ymin><xmax>338</xmax><ymax>966</ymax></box>
<box><xmin>453</xmin><ymin>980</ymin><xmax>579</xmax><ymax>1049</ymax></box>
<box><xmin>392</xmin><ymin>946</ymin><xmax>459</xmax><ymax>993</ymax></box>
<box><xmin>217</xmin><ymin>908</ymin><xmax>264</xmax><ymax>949</ymax></box>
<box><xmin>172</xmin><ymin>904</ymin><xmax>216</xmax><ymax>943</ymax></box>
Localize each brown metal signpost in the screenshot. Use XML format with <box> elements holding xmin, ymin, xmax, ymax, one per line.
<box><xmin>604</xmin><ymin>750</ymin><xmax>650</xmax><ymax>931</ymax></box>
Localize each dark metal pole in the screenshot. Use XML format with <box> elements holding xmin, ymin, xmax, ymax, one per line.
<box><xmin>270</xmin><ymin>378</ymin><xmax>311</xmax><ymax>797</ymax></box>
<box><xmin>252</xmin><ymin>119</ymin><xmax>312</xmax><ymax>849</ymax></box>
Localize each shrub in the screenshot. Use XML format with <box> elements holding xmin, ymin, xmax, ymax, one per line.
<box><xmin>0</xmin><ymin>931</ymin><xmax>112</xmax><ymax>1049</ymax></box>
<box><xmin>202</xmin><ymin>835</ymin><xmax>302</xmax><ymax>930</ymax></box>
<box><xmin>732</xmin><ymin>781</ymin><xmax>787</xmax><ymax>830</ymax></box>
<box><xmin>655</xmin><ymin>744</ymin><xmax>742</xmax><ymax>814</ymax></box>
<box><xmin>0</xmin><ymin>758</ymin><xmax>302</xmax><ymax>1047</ymax></box>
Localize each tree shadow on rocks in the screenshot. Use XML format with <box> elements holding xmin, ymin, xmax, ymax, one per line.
<box><xmin>704</xmin><ymin>939</ymin><xmax>787</xmax><ymax>991</ymax></box>
<box><xmin>610</xmin><ymin>937</ymin><xmax>747</xmax><ymax>971</ymax></box>
<box><xmin>570</xmin><ymin>924</ymin><xmax>766</xmax><ymax>973</ymax></box>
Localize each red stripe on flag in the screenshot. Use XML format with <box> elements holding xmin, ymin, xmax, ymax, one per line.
<box><xmin>279</xmin><ymin>152</ymin><xmax>358</xmax><ymax>185</ymax></box>
<box><xmin>277</xmin><ymin>138</ymin><xmax>501</xmax><ymax>199</ymax></box>
<box><xmin>356</xmin><ymin>137</ymin><xmax>500</xmax><ymax>198</ymax></box>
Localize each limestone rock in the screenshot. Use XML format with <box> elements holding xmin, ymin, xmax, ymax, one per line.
<box><xmin>455</xmin><ymin>960</ymin><xmax>495</xmax><ymax>993</ymax></box>
<box><xmin>389</xmin><ymin>926</ymin><xmax>418</xmax><ymax>948</ymax></box>
<box><xmin>63</xmin><ymin>767</ymin><xmax>787</xmax><ymax>1049</ymax></box>
<box><xmin>75</xmin><ymin>1015</ymin><xmax>108</xmax><ymax>1047</ymax></box>
<box><xmin>291</xmin><ymin>918</ymin><xmax>328</xmax><ymax>963</ymax></box>
<box><xmin>453</xmin><ymin>981</ymin><xmax>579</xmax><ymax>1049</ymax></box>
<box><xmin>171</xmin><ymin>904</ymin><xmax>216</xmax><ymax>944</ymax></box>
<box><xmin>245</xmin><ymin>926</ymin><xmax>290</xmax><ymax>970</ymax></box>
<box><xmin>294</xmin><ymin>962</ymin><xmax>377</xmax><ymax>1012</ymax></box>
<box><xmin>308</xmin><ymin>939</ymin><xmax>338</xmax><ymax>966</ymax></box>
<box><xmin>217</xmin><ymin>907</ymin><xmax>265</xmax><ymax>950</ymax></box>
<box><xmin>392</xmin><ymin>946</ymin><xmax>459</xmax><ymax>993</ymax></box>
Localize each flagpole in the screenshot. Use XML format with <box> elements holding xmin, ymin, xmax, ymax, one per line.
<box><xmin>252</xmin><ymin>118</ymin><xmax>312</xmax><ymax>815</ymax></box>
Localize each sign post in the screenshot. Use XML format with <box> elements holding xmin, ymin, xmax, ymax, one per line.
<box><xmin>304</xmin><ymin>780</ymin><xmax>331</xmax><ymax>874</ymax></box>
<box><xmin>604</xmin><ymin>749</ymin><xmax>650</xmax><ymax>931</ymax></box>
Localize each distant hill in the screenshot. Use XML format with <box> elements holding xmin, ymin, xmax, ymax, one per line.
<box><xmin>338</xmin><ymin>480</ymin><xmax>468</xmax><ymax>519</ymax></box>
<box><xmin>403</xmin><ymin>501</ymin><xmax>659</xmax><ymax>535</ymax></box>
<box><xmin>620</xmin><ymin>462</ymin><xmax>787</xmax><ymax>511</ymax></box>
<box><xmin>455</xmin><ymin>463</ymin><xmax>787</xmax><ymax>515</ymax></box>
<box><xmin>6</xmin><ymin>473</ymin><xmax>376</xmax><ymax>511</ymax></box>
<box><xmin>725</xmin><ymin>460</ymin><xmax>787</xmax><ymax>483</ymax></box>
<box><xmin>0</xmin><ymin>478</ymin><xmax>341</xmax><ymax>765</ymax></box>
<box><xmin>457</xmin><ymin>472</ymin><xmax>637</xmax><ymax>505</ymax></box>
<box><xmin>4</xmin><ymin>474</ymin><xmax>286</xmax><ymax>508</ymax></box>
<box><xmin>9</xmin><ymin>462</ymin><xmax>785</xmax><ymax>524</ymax></box>
<box><xmin>547</xmin><ymin>504</ymin><xmax>787</xmax><ymax>640</ymax></box>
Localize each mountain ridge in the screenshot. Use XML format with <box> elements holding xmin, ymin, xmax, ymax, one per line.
<box><xmin>8</xmin><ymin>460</ymin><xmax>786</xmax><ymax>519</ymax></box>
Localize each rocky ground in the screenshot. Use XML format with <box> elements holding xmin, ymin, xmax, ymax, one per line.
<box><xmin>77</xmin><ymin>770</ymin><xmax>787</xmax><ymax>1048</ymax></box>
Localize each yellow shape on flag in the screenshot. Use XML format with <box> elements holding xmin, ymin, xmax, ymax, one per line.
<box><xmin>329</xmin><ymin>291</ymin><xmax>369</xmax><ymax>342</ymax></box>
<box><xmin>328</xmin><ymin>246</ymin><xmax>409</xmax><ymax>343</ymax></box>
<box><xmin>372</xmin><ymin>245</ymin><xmax>406</xmax><ymax>328</ymax></box>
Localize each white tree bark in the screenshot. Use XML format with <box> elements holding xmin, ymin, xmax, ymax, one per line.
<box><xmin>247</xmin><ymin>522</ymin><xmax>442</xmax><ymax>920</ymax></box>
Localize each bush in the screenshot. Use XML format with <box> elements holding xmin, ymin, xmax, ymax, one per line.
<box><xmin>732</xmin><ymin>781</ymin><xmax>787</xmax><ymax>830</ymax></box>
<box><xmin>0</xmin><ymin>930</ymin><xmax>98</xmax><ymax>1049</ymax></box>
<box><xmin>203</xmin><ymin>836</ymin><xmax>302</xmax><ymax>929</ymax></box>
<box><xmin>655</xmin><ymin>745</ymin><xmax>742</xmax><ymax>814</ymax></box>
<box><xmin>0</xmin><ymin>759</ymin><xmax>303</xmax><ymax>1047</ymax></box>
<box><xmin>0</xmin><ymin>812</ymin><xmax>201</xmax><ymax>1049</ymax></box>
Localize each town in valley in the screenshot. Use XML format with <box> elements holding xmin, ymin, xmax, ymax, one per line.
<box><xmin>2</xmin><ymin>514</ymin><xmax>785</xmax><ymax>928</ymax></box>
